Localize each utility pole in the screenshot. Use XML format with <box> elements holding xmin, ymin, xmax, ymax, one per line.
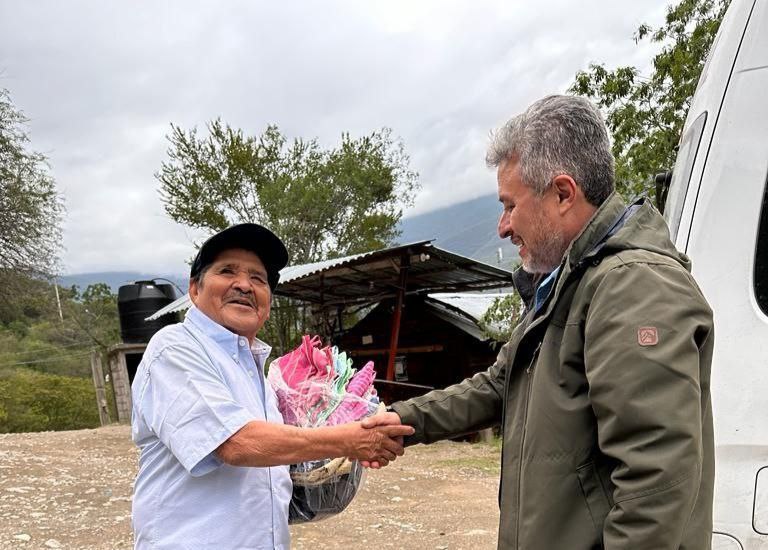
<box><xmin>53</xmin><ymin>278</ymin><xmax>64</xmax><ymax>322</ymax></box>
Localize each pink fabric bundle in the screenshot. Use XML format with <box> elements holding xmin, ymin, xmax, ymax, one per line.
<box><xmin>267</xmin><ymin>335</ymin><xmax>379</xmax><ymax>428</ymax></box>
<box><xmin>278</xmin><ymin>335</ymin><xmax>334</xmax><ymax>388</ymax></box>
<box><xmin>325</xmin><ymin>362</ymin><xmax>376</xmax><ymax>426</ymax></box>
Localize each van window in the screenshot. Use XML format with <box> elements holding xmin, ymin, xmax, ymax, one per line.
<box><xmin>664</xmin><ymin>111</ymin><xmax>708</xmax><ymax>241</ymax></box>
<box><xmin>756</xmin><ymin>178</ymin><xmax>768</xmax><ymax>316</ymax></box>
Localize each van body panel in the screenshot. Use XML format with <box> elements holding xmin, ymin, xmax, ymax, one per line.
<box><xmin>664</xmin><ymin>0</ymin><xmax>768</xmax><ymax>547</ymax></box>
<box><xmin>666</xmin><ymin>0</ymin><xmax>756</xmax><ymax>246</ymax></box>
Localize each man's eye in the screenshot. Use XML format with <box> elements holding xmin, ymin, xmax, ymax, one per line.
<box><xmin>220</xmin><ymin>267</ymin><xmax>234</xmax><ymax>274</ymax></box>
<box><xmin>250</xmin><ymin>274</ymin><xmax>267</xmax><ymax>283</ymax></box>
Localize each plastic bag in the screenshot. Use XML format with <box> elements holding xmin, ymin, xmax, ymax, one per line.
<box><xmin>266</xmin><ymin>335</ymin><xmax>380</xmax><ymax>524</ymax></box>
<box><xmin>288</xmin><ymin>458</ymin><xmax>365</xmax><ymax>524</ymax></box>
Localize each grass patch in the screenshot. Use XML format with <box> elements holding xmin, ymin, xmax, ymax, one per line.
<box><xmin>435</xmin><ymin>456</ymin><xmax>501</xmax><ymax>473</ymax></box>
<box><xmin>487</xmin><ymin>435</ymin><xmax>503</xmax><ymax>452</ymax></box>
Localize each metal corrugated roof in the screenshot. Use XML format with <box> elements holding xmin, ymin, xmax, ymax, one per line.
<box><xmin>278</xmin><ymin>243</ymin><xmax>433</xmax><ymax>284</ymax></box>
<box><xmin>146</xmin><ymin>241</ymin><xmax>514</xmax><ymax>320</ymax></box>
<box><xmin>425</xmin><ymin>293</ymin><xmax>510</xmax><ymax>339</ymax></box>
<box><xmin>146</xmin><ymin>293</ymin><xmax>191</xmax><ymax>321</ymax></box>
<box><xmin>427</xmin><ymin>292</ymin><xmax>510</xmax><ymax>322</ymax></box>
<box><xmin>146</xmin><ymin>242</ymin><xmax>433</xmax><ymax>321</ymax></box>
<box><xmin>276</xmin><ymin>241</ymin><xmax>513</xmax><ymax>306</ymax></box>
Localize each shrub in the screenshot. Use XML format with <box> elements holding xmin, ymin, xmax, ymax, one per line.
<box><xmin>0</xmin><ymin>369</ymin><xmax>100</xmax><ymax>433</ymax></box>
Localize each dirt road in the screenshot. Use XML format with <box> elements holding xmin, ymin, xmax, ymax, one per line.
<box><xmin>0</xmin><ymin>426</ymin><xmax>501</xmax><ymax>549</ymax></box>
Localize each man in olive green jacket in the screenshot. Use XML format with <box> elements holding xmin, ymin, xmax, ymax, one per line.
<box><xmin>363</xmin><ymin>95</ymin><xmax>714</xmax><ymax>549</ymax></box>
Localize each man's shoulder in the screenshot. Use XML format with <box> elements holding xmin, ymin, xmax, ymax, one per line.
<box><xmin>147</xmin><ymin>321</ymin><xmax>188</xmax><ymax>344</ymax></box>
<box><xmin>580</xmin><ymin>248</ymin><xmax>709</xmax><ymax>310</ymax></box>
<box><xmin>143</xmin><ymin>322</ymin><xmax>197</xmax><ymax>361</ymax></box>
<box><xmin>600</xmin><ymin>248</ymin><xmax>686</xmax><ymax>273</ymax></box>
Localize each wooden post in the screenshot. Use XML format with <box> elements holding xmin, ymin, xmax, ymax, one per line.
<box><xmin>90</xmin><ymin>350</ymin><xmax>111</xmax><ymax>426</ymax></box>
<box><xmin>109</xmin><ymin>350</ymin><xmax>133</xmax><ymax>423</ymax></box>
<box><xmin>386</xmin><ymin>254</ymin><xmax>410</xmax><ymax>381</ymax></box>
<box><xmin>477</xmin><ymin>428</ymin><xmax>495</xmax><ymax>443</ymax></box>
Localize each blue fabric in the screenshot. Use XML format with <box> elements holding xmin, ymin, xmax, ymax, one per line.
<box><xmin>534</xmin><ymin>267</ymin><xmax>560</xmax><ymax>313</ymax></box>
<box><xmin>131</xmin><ymin>306</ymin><xmax>292</xmax><ymax>550</ymax></box>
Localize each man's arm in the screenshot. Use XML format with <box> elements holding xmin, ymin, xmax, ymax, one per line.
<box><xmin>584</xmin><ymin>261</ymin><xmax>713</xmax><ymax>548</ymax></box>
<box><xmin>363</xmin><ymin>340</ymin><xmax>513</xmax><ymax>445</ymax></box>
<box><xmin>137</xmin><ymin>341</ymin><xmax>413</xmax><ymax>474</ymax></box>
<box><xmin>216</xmin><ymin>420</ymin><xmax>414</xmax><ymax>467</ymax></box>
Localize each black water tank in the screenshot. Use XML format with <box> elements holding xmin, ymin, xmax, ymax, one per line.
<box><xmin>117</xmin><ymin>281</ymin><xmax>178</xmax><ymax>343</ymax></box>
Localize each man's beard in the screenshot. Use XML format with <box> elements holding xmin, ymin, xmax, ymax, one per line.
<box><xmin>521</xmin><ymin>212</ymin><xmax>569</xmax><ymax>274</ymax></box>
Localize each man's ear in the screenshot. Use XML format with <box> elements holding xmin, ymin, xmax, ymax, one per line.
<box><xmin>551</xmin><ymin>174</ymin><xmax>578</xmax><ymax>214</ymax></box>
<box><xmin>189</xmin><ymin>279</ymin><xmax>199</xmax><ymax>304</ymax></box>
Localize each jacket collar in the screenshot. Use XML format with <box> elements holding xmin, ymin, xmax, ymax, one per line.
<box><xmin>563</xmin><ymin>192</ymin><xmax>628</xmax><ymax>273</ymax></box>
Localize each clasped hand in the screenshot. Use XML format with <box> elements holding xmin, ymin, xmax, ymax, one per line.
<box><xmin>345</xmin><ymin>411</ymin><xmax>409</xmax><ymax>469</ymax></box>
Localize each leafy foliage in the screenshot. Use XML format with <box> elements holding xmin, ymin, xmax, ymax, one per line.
<box><xmin>61</xmin><ymin>283</ymin><xmax>122</xmax><ymax>350</ymax></box>
<box><xmin>0</xmin><ymin>268</ymin><xmax>59</xmax><ymax>327</ymax></box>
<box><xmin>0</xmin><ymin>272</ymin><xmax>123</xmax><ymax>432</ymax></box>
<box><xmin>570</xmin><ymin>0</ymin><xmax>729</xmax><ymax>199</ymax></box>
<box><xmin>0</xmin><ymin>88</ymin><xmax>64</xmax><ymax>284</ymax></box>
<box><xmin>478</xmin><ymin>293</ymin><xmax>524</xmax><ymax>343</ymax></box>
<box><xmin>157</xmin><ymin>121</ymin><xmax>420</xmax><ymax>353</ymax></box>
<box><xmin>158</xmin><ymin>121</ymin><xmax>419</xmax><ymax>262</ymax></box>
<box><xmin>0</xmin><ymin>272</ymin><xmax>120</xmax><ymax>379</ymax></box>
<box><xmin>0</xmin><ymin>369</ymin><xmax>100</xmax><ymax>433</ymax></box>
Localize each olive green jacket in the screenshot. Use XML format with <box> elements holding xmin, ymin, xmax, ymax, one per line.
<box><xmin>391</xmin><ymin>194</ymin><xmax>714</xmax><ymax>550</ymax></box>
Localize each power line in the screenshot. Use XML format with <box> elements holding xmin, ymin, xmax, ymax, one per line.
<box><xmin>0</xmin><ymin>340</ymin><xmax>94</xmax><ymax>357</ymax></box>
<box><xmin>0</xmin><ymin>350</ymin><xmax>93</xmax><ymax>369</ymax></box>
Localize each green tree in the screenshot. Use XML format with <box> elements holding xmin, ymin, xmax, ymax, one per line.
<box><xmin>157</xmin><ymin>121</ymin><xmax>419</xmax><ymax>353</ymax></box>
<box><xmin>158</xmin><ymin>121</ymin><xmax>419</xmax><ymax>262</ymax></box>
<box><xmin>62</xmin><ymin>283</ymin><xmax>121</xmax><ymax>350</ymax></box>
<box><xmin>0</xmin><ymin>88</ymin><xmax>64</xmax><ymax>284</ymax></box>
<box><xmin>0</xmin><ymin>269</ymin><xmax>58</xmax><ymax>326</ymax></box>
<box><xmin>570</xmin><ymin>0</ymin><xmax>729</xmax><ymax>200</ymax></box>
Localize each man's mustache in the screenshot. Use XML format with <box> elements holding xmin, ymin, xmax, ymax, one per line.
<box><xmin>224</xmin><ymin>290</ymin><xmax>256</xmax><ymax>308</ymax></box>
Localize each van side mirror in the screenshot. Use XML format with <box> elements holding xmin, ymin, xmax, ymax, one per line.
<box><xmin>654</xmin><ymin>170</ymin><xmax>673</xmax><ymax>214</ymax></box>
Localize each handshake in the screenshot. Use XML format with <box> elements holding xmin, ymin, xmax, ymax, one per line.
<box><xmin>344</xmin><ymin>410</ymin><xmax>411</xmax><ymax>469</ymax></box>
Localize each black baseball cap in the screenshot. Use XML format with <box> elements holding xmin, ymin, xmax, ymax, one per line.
<box><xmin>189</xmin><ymin>224</ymin><xmax>289</xmax><ymax>290</ymax></box>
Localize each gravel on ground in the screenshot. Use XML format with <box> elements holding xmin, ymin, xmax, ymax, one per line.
<box><xmin>0</xmin><ymin>426</ymin><xmax>501</xmax><ymax>549</ymax></box>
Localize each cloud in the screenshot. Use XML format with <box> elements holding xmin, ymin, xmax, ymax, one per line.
<box><xmin>0</xmin><ymin>0</ymin><xmax>667</xmax><ymax>274</ymax></box>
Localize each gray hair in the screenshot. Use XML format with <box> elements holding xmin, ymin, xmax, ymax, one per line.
<box><xmin>486</xmin><ymin>95</ymin><xmax>614</xmax><ymax>206</ymax></box>
<box><xmin>190</xmin><ymin>264</ymin><xmax>212</xmax><ymax>288</ymax></box>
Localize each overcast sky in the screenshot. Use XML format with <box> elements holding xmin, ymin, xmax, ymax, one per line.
<box><xmin>0</xmin><ymin>0</ymin><xmax>667</xmax><ymax>276</ymax></box>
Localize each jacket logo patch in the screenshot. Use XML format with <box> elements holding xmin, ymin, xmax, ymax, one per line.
<box><xmin>638</xmin><ymin>327</ymin><xmax>659</xmax><ymax>346</ymax></box>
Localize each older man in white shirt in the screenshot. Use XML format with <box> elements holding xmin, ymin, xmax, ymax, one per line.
<box><xmin>131</xmin><ymin>224</ymin><xmax>413</xmax><ymax>550</ymax></box>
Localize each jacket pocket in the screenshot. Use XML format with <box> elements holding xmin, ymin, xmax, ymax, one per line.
<box><xmin>576</xmin><ymin>461</ymin><xmax>612</xmax><ymax>541</ymax></box>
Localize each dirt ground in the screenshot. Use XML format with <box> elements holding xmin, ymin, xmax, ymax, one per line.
<box><xmin>0</xmin><ymin>426</ymin><xmax>501</xmax><ymax>549</ymax></box>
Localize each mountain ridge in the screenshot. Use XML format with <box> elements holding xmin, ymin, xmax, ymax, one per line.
<box><xmin>63</xmin><ymin>193</ymin><xmax>518</xmax><ymax>291</ymax></box>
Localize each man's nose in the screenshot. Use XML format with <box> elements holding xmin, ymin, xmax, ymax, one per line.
<box><xmin>498</xmin><ymin>211</ymin><xmax>511</xmax><ymax>239</ymax></box>
<box><xmin>232</xmin><ymin>270</ymin><xmax>252</xmax><ymax>290</ymax></box>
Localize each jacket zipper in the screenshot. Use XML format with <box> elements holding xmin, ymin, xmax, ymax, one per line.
<box><xmin>516</xmin><ymin>340</ymin><xmax>542</xmax><ymax>548</ymax></box>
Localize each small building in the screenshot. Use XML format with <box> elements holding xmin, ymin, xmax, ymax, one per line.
<box><xmin>337</xmin><ymin>293</ymin><xmax>504</xmax><ymax>403</ymax></box>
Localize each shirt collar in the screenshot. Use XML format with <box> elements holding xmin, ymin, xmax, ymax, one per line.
<box><xmin>184</xmin><ymin>305</ymin><xmax>272</xmax><ymax>360</ymax></box>
<box><xmin>533</xmin><ymin>267</ymin><xmax>560</xmax><ymax>313</ymax></box>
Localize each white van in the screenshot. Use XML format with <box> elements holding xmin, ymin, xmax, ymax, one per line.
<box><xmin>662</xmin><ymin>0</ymin><xmax>768</xmax><ymax>547</ymax></box>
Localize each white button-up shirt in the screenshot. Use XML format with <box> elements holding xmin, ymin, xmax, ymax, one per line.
<box><xmin>131</xmin><ymin>306</ymin><xmax>292</xmax><ymax>549</ymax></box>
